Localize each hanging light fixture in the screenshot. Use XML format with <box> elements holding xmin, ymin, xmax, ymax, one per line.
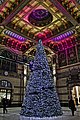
<box><xmin>51</xmin><ymin>30</ymin><xmax>75</xmax><ymax>41</ymax></box>
<box><xmin>4</xmin><ymin>30</ymin><xmax>26</xmax><ymax>41</ymax></box>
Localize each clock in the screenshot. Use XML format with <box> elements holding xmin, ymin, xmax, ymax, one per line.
<box><xmin>4</xmin><ymin>71</ymin><xmax>8</xmax><ymax>76</ymax></box>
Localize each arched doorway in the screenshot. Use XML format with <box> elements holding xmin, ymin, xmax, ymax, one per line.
<box><xmin>72</xmin><ymin>86</ymin><xmax>80</xmax><ymax>105</ymax></box>
<box><xmin>0</xmin><ymin>80</ymin><xmax>12</xmax><ymax>104</ymax></box>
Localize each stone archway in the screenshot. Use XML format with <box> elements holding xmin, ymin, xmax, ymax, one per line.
<box><xmin>71</xmin><ymin>85</ymin><xmax>80</xmax><ymax>105</ymax></box>
<box><xmin>67</xmin><ymin>82</ymin><xmax>80</xmax><ymax>104</ymax></box>
<box><xmin>0</xmin><ymin>80</ymin><xmax>12</xmax><ymax>105</ymax></box>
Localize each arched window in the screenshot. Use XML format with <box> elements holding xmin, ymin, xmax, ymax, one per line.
<box><xmin>0</xmin><ymin>50</ymin><xmax>17</xmax><ymax>72</ymax></box>
<box><xmin>0</xmin><ymin>80</ymin><xmax>12</xmax><ymax>88</ymax></box>
<box><xmin>0</xmin><ymin>80</ymin><xmax>12</xmax><ymax>102</ymax></box>
<box><xmin>1</xmin><ymin>50</ymin><xmax>13</xmax><ymax>59</ymax></box>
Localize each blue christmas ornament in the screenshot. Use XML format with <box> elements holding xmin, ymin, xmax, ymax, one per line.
<box><xmin>29</xmin><ymin>61</ymin><xmax>34</xmax><ymax>72</ymax></box>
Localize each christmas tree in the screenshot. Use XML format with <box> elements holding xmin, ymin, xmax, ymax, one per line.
<box><xmin>20</xmin><ymin>40</ymin><xmax>63</xmax><ymax>119</ymax></box>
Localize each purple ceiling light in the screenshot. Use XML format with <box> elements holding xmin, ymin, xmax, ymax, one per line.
<box><xmin>4</xmin><ymin>30</ymin><xmax>26</xmax><ymax>41</ymax></box>
<box><xmin>28</xmin><ymin>9</ymin><xmax>53</xmax><ymax>27</ymax></box>
<box><xmin>51</xmin><ymin>30</ymin><xmax>75</xmax><ymax>41</ymax></box>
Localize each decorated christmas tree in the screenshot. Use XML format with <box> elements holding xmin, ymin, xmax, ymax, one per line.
<box><xmin>20</xmin><ymin>40</ymin><xmax>63</xmax><ymax>119</ymax></box>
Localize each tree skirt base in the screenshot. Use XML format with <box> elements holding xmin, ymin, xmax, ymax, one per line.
<box><xmin>20</xmin><ymin>115</ymin><xmax>63</xmax><ymax>120</ymax></box>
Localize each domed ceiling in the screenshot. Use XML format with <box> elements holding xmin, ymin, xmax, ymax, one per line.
<box><xmin>0</xmin><ymin>0</ymin><xmax>80</xmax><ymax>53</ymax></box>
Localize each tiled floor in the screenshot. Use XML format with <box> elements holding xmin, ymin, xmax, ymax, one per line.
<box><xmin>0</xmin><ymin>107</ymin><xmax>80</xmax><ymax>120</ymax></box>
<box><xmin>0</xmin><ymin>107</ymin><xmax>20</xmax><ymax>120</ymax></box>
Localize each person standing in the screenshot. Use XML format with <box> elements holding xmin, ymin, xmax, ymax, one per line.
<box><xmin>75</xmin><ymin>98</ymin><xmax>78</xmax><ymax>106</ymax></box>
<box><xmin>1</xmin><ymin>98</ymin><xmax>8</xmax><ymax>114</ymax></box>
<box><xmin>75</xmin><ymin>97</ymin><xmax>78</xmax><ymax>111</ymax></box>
<box><xmin>69</xmin><ymin>97</ymin><xmax>76</xmax><ymax>116</ymax></box>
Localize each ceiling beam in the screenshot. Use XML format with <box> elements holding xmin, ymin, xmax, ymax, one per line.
<box><xmin>50</xmin><ymin>0</ymin><xmax>78</xmax><ymax>26</ymax></box>
<box><xmin>0</xmin><ymin>0</ymin><xmax>31</xmax><ymax>26</ymax></box>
